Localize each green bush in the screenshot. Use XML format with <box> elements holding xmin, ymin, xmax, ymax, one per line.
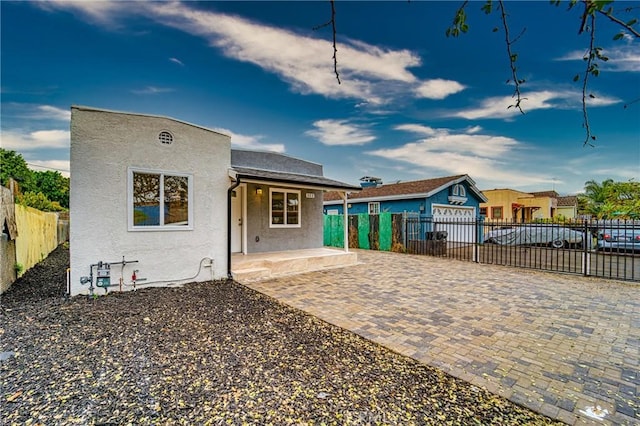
<box><xmin>16</xmin><ymin>192</ymin><xmax>67</xmax><ymax>212</ymax></box>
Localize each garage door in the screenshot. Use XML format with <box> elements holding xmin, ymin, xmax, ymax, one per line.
<box><xmin>431</xmin><ymin>204</ymin><xmax>476</xmax><ymax>243</ymax></box>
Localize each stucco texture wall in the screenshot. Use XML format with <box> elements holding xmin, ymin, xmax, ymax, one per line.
<box><xmin>70</xmin><ymin>107</ymin><xmax>231</xmax><ymax>296</ymax></box>
<box><xmin>245</xmin><ymin>183</ymin><xmax>323</xmax><ymax>253</ymax></box>
<box><xmin>15</xmin><ymin>204</ymin><xmax>59</xmax><ymax>276</ymax></box>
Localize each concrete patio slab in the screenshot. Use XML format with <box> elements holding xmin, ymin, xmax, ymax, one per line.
<box><xmin>232</xmin><ymin>248</ymin><xmax>357</xmax><ymax>281</ymax></box>
<box><xmin>243</xmin><ymin>249</ymin><xmax>639</xmax><ymax>425</ymax></box>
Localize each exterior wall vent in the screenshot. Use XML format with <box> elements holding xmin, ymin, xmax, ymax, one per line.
<box><xmin>158</xmin><ymin>131</ymin><xmax>173</xmax><ymax>145</ymax></box>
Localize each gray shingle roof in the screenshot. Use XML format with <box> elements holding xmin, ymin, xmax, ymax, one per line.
<box><xmin>230</xmin><ymin>166</ymin><xmax>361</xmax><ymax>192</ymax></box>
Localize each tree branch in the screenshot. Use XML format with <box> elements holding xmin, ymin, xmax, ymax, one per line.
<box><xmin>314</xmin><ymin>1</ymin><xmax>340</xmax><ymax>84</ymax></box>
<box><xmin>597</xmin><ymin>7</ymin><xmax>640</xmax><ymax>38</ymax></box>
<box><xmin>498</xmin><ymin>0</ymin><xmax>525</xmax><ymax>114</ymax></box>
<box><xmin>581</xmin><ymin>13</ymin><xmax>597</xmax><ymax>147</ymax></box>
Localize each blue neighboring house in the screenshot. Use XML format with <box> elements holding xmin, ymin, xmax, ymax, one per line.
<box><xmin>323</xmin><ymin>174</ymin><xmax>488</xmax><ymax>243</ymax></box>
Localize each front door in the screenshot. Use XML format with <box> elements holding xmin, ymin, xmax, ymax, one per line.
<box><xmin>231</xmin><ymin>186</ymin><xmax>243</xmax><ymax>253</ymax></box>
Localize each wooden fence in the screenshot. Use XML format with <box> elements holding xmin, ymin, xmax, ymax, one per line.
<box><xmin>323</xmin><ymin>213</ymin><xmax>403</xmax><ymax>252</ymax></box>
<box><xmin>0</xmin><ymin>185</ymin><xmax>68</xmax><ymax>293</ymax></box>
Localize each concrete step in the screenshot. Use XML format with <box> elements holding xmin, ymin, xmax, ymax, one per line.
<box><xmin>232</xmin><ymin>267</ymin><xmax>270</xmax><ymax>282</ymax></box>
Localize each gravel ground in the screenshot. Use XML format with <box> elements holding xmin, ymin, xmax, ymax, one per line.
<box><xmin>1</xmin><ymin>246</ymin><xmax>563</xmax><ymax>425</ymax></box>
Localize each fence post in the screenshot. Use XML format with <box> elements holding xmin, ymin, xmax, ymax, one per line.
<box><xmin>473</xmin><ymin>217</ymin><xmax>480</xmax><ymax>263</ymax></box>
<box><xmin>583</xmin><ymin>219</ymin><xmax>590</xmax><ymax>277</ymax></box>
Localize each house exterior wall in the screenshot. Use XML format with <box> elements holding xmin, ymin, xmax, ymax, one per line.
<box><xmin>245</xmin><ymin>182</ymin><xmax>324</xmax><ymax>253</ymax></box>
<box><xmin>481</xmin><ymin>189</ymin><xmax>532</xmax><ymax>221</ymax></box>
<box><xmin>70</xmin><ymin>107</ymin><xmax>230</xmax><ymax>296</ymax></box>
<box><xmin>529</xmin><ymin>196</ymin><xmax>557</xmax><ymax>220</ymax></box>
<box><xmin>557</xmin><ymin>205</ymin><xmax>577</xmax><ymax>219</ymax></box>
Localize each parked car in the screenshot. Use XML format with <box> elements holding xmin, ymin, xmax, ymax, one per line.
<box><xmin>597</xmin><ymin>228</ymin><xmax>640</xmax><ymax>253</ymax></box>
<box><xmin>484</xmin><ymin>225</ymin><xmax>592</xmax><ymax>249</ymax></box>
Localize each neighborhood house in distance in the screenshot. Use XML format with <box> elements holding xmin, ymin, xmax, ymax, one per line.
<box><xmin>480</xmin><ymin>189</ymin><xmax>579</xmax><ymax>222</ymax></box>
<box><xmin>69</xmin><ymin>106</ymin><xmax>359</xmax><ymax>296</ymax></box>
<box><xmin>323</xmin><ymin>175</ymin><xmax>488</xmax><ymax>243</ymax></box>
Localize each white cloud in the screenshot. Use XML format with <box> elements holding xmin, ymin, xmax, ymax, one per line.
<box><xmin>169</xmin><ymin>57</ymin><xmax>184</xmax><ymax>66</ymax></box>
<box><xmin>416</xmin><ymin>79</ymin><xmax>466</xmax><ymax>100</ymax></box>
<box><xmin>215</xmin><ymin>128</ymin><xmax>285</xmax><ymax>153</ymax></box>
<box><xmin>449</xmin><ymin>89</ymin><xmax>619</xmax><ymax>120</ymax></box>
<box><xmin>394</xmin><ymin>124</ymin><xmax>442</xmax><ymax>137</ymax></box>
<box><xmin>34</xmin><ymin>105</ymin><xmax>71</xmax><ymax>121</ymax></box>
<box><xmin>36</xmin><ymin>1</ymin><xmax>138</xmax><ymax>28</ymax></box>
<box><xmin>306</xmin><ymin>119</ymin><xmax>375</xmax><ymax>146</ymax></box>
<box><xmin>131</xmin><ymin>86</ymin><xmax>175</xmax><ymax>95</ymax></box>
<box><xmin>44</xmin><ymin>1</ymin><xmax>450</xmax><ymax>106</ymax></box>
<box><xmin>556</xmin><ymin>44</ymin><xmax>640</xmax><ymax>72</ymax></box>
<box><xmin>367</xmin><ymin>127</ymin><xmax>548</xmax><ymax>186</ymax></box>
<box><xmin>140</xmin><ymin>2</ymin><xmax>424</xmax><ymax>105</ymax></box>
<box><xmin>2</xmin><ymin>129</ymin><xmax>70</xmax><ymax>150</ymax></box>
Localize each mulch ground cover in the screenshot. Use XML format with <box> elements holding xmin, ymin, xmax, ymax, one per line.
<box><xmin>1</xmin><ymin>246</ymin><xmax>563</xmax><ymax>425</ymax></box>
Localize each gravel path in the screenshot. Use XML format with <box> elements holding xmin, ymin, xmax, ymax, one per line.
<box><xmin>1</xmin><ymin>246</ymin><xmax>562</xmax><ymax>425</ymax></box>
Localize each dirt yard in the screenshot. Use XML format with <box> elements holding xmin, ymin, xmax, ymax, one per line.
<box><xmin>1</xmin><ymin>246</ymin><xmax>562</xmax><ymax>425</ymax></box>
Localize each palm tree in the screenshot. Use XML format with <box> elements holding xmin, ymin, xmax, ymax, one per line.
<box><xmin>579</xmin><ymin>179</ymin><xmax>614</xmax><ymax>218</ymax></box>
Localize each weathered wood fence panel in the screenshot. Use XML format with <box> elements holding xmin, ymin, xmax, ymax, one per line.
<box><xmin>15</xmin><ymin>204</ymin><xmax>59</xmax><ymax>277</ymax></box>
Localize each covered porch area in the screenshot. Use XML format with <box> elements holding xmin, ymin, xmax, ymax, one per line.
<box><xmin>231</xmin><ymin>247</ymin><xmax>358</xmax><ymax>282</ymax></box>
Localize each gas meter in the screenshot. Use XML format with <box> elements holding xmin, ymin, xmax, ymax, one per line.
<box><xmin>95</xmin><ymin>262</ymin><xmax>111</xmax><ymax>288</ymax></box>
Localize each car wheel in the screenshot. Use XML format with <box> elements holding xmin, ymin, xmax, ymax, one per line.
<box><xmin>550</xmin><ymin>239</ymin><xmax>566</xmax><ymax>249</ymax></box>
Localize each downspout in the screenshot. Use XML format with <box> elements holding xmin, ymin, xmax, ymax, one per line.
<box><xmin>227</xmin><ymin>175</ymin><xmax>242</xmax><ymax>280</ymax></box>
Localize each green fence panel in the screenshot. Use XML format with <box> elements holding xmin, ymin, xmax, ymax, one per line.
<box><xmin>323</xmin><ymin>215</ymin><xmax>344</xmax><ymax>248</ymax></box>
<box><xmin>357</xmin><ymin>213</ymin><xmax>370</xmax><ymax>249</ymax></box>
<box><xmin>323</xmin><ymin>215</ymin><xmax>331</xmax><ymax>246</ymax></box>
<box><xmin>379</xmin><ymin>212</ymin><xmax>392</xmax><ymax>251</ymax></box>
<box><xmin>332</xmin><ymin>215</ymin><xmax>344</xmax><ymax>248</ymax></box>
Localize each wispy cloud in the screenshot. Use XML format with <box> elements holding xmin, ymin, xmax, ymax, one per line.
<box><xmin>369</xmin><ymin>125</ymin><xmax>549</xmax><ymax>186</ymax></box>
<box><xmin>33</xmin><ymin>105</ymin><xmax>71</xmax><ymax>121</ymax></box>
<box><xmin>449</xmin><ymin>89</ymin><xmax>619</xmax><ymax>120</ymax></box>
<box><xmin>2</xmin><ymin>129</ymin><xmax>70</xmax><ymax>151</ymax></box>
<box><xmin>306</xmin><ymin>119</ymin><xmax>375</xmax><ymax>146</ymax></box>
<box><xmin>415</xmin><ymin>79</ymin><xmax>466</xmax><ymax>100</ymax></box>
<box><xmin>215</xmin><ymin>128</ymin><xmax>285</xmax><ymax>153</ymax></box>
<box><xmin>556</xmin><ymin>43</ymin><xmax>640</xmax><ymax>72</ymax></box>
<box><xmin>131</xmin><ymin>86</ymin><xmax>175</xmax><ymax>95</ymax></box>
<box><xmin>169</xmin><ymin>57</ymin><xmax>184</xmax><ymax>66</ymax></box>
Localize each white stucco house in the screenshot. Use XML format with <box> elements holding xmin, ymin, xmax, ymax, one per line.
<box><xmin>69</xmin><ymin>106</ymin><xmax>359</xmax><ymax>296</ymax></box>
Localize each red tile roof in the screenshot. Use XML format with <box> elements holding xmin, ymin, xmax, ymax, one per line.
<box><xmin>324</xmin><ymin>175</ymin><xmax>467</xmax><ymax>202</ymax></box>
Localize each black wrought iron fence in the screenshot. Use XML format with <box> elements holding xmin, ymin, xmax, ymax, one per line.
<box><xmin>403</xmin><ymin>217</ymin><xmax>640</xmax><ymax>282</ymax></box>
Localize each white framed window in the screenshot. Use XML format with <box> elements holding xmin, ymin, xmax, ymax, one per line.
<box><xmin>368</xmin><ymin>202</ymin><xmax>380</xmax><ymax>215</ymax></box>
<box><xmin>128</xmin><ymin>167</ymin><xmax>193</xmax><ymax>231</ymax></box>
<box><xmin>270</xmin><ymin>188</ymin><xmax>301</xmax><ymax>228</ymax></box>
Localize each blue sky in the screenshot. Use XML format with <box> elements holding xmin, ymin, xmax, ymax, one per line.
<box><xmin>2</xmin><ymin>1</ymin><xmax>638</xmax><ymax>195</ymax></box>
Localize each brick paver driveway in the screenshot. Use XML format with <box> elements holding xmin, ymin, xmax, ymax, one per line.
<box><xmin>244</xmin><ymin>250</ymin><xmax>639</xmax><ymax>425</ymax></box>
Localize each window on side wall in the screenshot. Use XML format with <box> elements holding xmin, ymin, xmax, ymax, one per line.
<box><xmin>491</xmin><ymin>206</ymin><xmax>503</xmax><ymax>219</ymax></box>
<box><xmin>479</xmin><ymin>207</ymin><xmax>487</xmax><ymax>216</ymax></box>
<box><xmin>270</xmin><ymin>188</ymin><xmax>301</xmax><ymax>228</ymax></box>
<box><xmin>129</xmin><ymin>168</ymin><xmax>193</xmax><ymax>231</ymax></box>
<box><xmin>368</xmin><ymin>202</ymin><xmax>380</xmax><ymax>215</ymax></box>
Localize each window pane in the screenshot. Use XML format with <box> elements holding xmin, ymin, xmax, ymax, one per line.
<box><xmin>164</xmin><ymin>175</ymin><xmax>189</xmax><ymax>225</ymax></box>
<box><xmin>133</xmin><ymin>173</ymin><xmax>160</xmax><ymax>226</ymax></box>
<box><xmin>286</xmin><ymin>193</ymin><xmax>299</xmax><ymax>225</ymax></box>
<box><xmin>272</xmin><ymin>191</ymin><xmax>285</xmax><ymax>225</ymax></box>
